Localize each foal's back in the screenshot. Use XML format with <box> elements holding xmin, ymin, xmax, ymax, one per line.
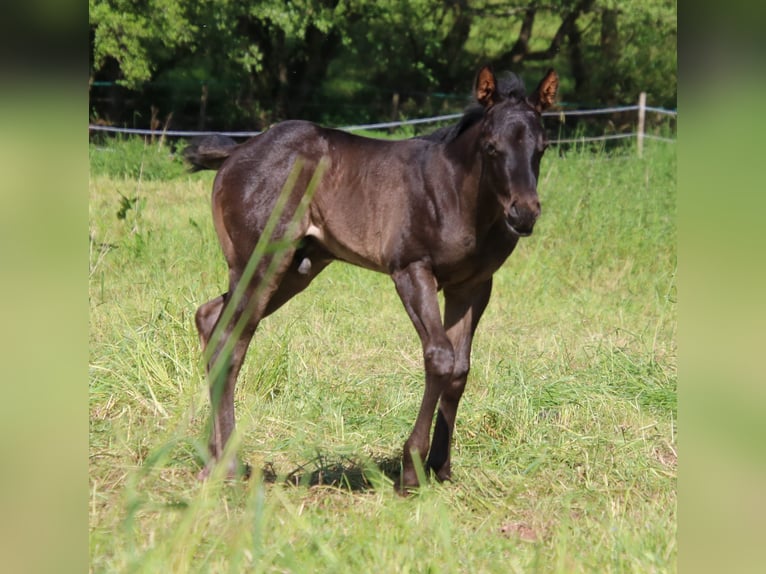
<box><xmin>215</xmin><ymin>120</ymin><xmax>457</xmax><ymax>273</ymax></box>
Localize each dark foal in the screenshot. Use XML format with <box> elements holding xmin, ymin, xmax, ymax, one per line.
<box><xmin>187</xmin><ymin>65</ymin><xmax>558</xmax><ymax>490</ymax></box>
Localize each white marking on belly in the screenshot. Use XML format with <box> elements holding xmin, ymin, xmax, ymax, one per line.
<box><xmin>306</xmin><ymin>223</ymin><xmax>324</xmax><ymax>241</ymax></box>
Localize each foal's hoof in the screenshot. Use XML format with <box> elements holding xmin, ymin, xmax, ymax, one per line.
<box><xmin>432</xmin><ymin>469</ymin><xmax>452</xmax><ymax>483</ymax></box>
<box><xmin>197</xmin><ymin>460</ymin><xmax>251</xmax><ymax>481</ymax></box>
<box><xmin>394</xmin><ymin>482</ymin><xmax>419</xmax><ymax>497</ymax></box>
<box><xmin>197</xmin><ymin>465</ymin><xmax>213</xmax><ymax>482</ymax></box>
<box><xmin>395</xmin><ymin>472</ymin><xmax>422</xmax><ymax>496</ymax></box>
<box><xmin>394</xmin><ymin>468</ymin><xmax>452</xmax><ymax>495</ymax></box>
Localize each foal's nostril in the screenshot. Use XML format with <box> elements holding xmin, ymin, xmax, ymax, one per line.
<box><xmin>509</xmin><ymin>204</ymin><xmax>519</xmax><ymax>219</ymax></box>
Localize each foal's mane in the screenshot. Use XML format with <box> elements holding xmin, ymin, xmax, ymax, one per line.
<box><xmin>418</xmin><ymin>71</ymin><xmax>528</xmax><ymax>144</ymax></box>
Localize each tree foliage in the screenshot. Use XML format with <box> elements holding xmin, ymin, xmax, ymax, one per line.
<box><xmin>89</xmin><ymin>0</ymin><xmax>676</xmax><ymax>129</ymax></box>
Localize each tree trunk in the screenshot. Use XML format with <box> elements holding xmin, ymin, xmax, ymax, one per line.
<box><xmin>441</xmin><ymin>0</ymin><xmax>473</xmax><ymax>86</ymax></box>
<box><xmin>600</xmin><ymin>8</ymin><xmax>620</xmax><ymax>105</ymax></box>
<box><xmin>507</xmin><ymin>7</ymin><xmax>536</xmax><ymax>65</ymax></box>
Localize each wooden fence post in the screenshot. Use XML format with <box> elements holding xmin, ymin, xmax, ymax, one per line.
<box><xmin>637</xmin><ymin>92</ymin><xmax>646</xmax><ymax>158</ymax></box>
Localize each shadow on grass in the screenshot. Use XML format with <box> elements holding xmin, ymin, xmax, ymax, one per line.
<box><xmin>260</xmin><ymin>453</ymin><xmax>402</xmax><ymax>492</ymax></box>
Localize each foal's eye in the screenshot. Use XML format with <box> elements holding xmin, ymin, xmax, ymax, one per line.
<box><xmin>485</xmin><ymin>142</ymin><xmax>498</xmax><ymax>156</ymax></box>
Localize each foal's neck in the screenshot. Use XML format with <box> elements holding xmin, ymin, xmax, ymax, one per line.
<box><xmin>441</xmin><ymin>121</ymin><xmax>502</xmax><ymax>236</ymax></box>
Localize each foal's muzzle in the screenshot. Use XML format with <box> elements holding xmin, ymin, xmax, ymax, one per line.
<box><xmin>505</xmin><ymin>197</ymin><xmax>541</xmax><ymax>237</ymax></box>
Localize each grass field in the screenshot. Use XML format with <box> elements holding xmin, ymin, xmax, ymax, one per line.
<box><xmin>89</xmin><ymin>137</ymin><xmax>676</xmax><ymax>573</ymax></box>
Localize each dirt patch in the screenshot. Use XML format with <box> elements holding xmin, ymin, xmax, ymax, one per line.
<box><xmin>500</xmin><ymin>521</ymin><xmax>540</xmax><ymax>542</ymax></box>
<box><xmin>653</xmin><ymin>444</ymin><xmax>678</xmax><ymax>469</ymax></box>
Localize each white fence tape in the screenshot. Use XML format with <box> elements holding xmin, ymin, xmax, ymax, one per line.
<box><xmin>88</xmin><ymin>103</ymin><xmax>676</xmax><ymax>144</ymax></box>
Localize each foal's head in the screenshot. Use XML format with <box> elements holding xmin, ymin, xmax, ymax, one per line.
<box><xmin>474</xmin><ymin>66</ymin><xmax>558</xmax><ymax>236</ymax></box>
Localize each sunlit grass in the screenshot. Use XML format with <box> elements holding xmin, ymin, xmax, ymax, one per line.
<box><xmin>89</xmin><ymin>140</ymin><xmax>676</xmax><ymax>572</ymax></box>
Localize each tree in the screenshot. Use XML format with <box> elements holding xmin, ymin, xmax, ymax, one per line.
<box><xmin>90</xmin><ymin>0</ymin><xmax>351</xmax><ymax>127</ymax></box>
<box><xmin>89</xmin><ymin>0</ymin><xmax>197</xmax><ymax>88</ymax></box>
<box><xmin>89</xmin><ymin>0</ymin><xmax>676</xmax><ymax>130</ymax></box>
<box><xmin>467</xmin><ymin>0</ymin><xmax>676</xmax><ymax>107</ymax></box>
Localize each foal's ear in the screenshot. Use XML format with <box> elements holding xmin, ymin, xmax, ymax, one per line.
<box><xmin>475</xmin><ymin>65</ymin><xmax>497</xmax><ymax>107</ymax></box>
<box><xmin>530</xmin><ymin>68</ymin><xmax>559</xmax><ymax>112</ymax></box>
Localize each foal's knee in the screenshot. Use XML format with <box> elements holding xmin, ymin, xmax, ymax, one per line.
<box><xmin>451</xmin><ymin>355</ymin><xmax>470</xmax><ymax>383</ymax></box>
<box><xmin>424</xmin><ymin>342</ymin><xmax>455</xmax><ymax>379</ymax></box>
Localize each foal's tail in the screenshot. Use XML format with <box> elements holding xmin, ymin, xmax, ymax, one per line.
<box><xmin>182</xmin><ymin>134</ymin><xmax>240</xmax><ymax>172</ymax></box>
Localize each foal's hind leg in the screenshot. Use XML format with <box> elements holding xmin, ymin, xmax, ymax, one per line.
<box><xmin>196</xmin><ymin>295</ymin><xmax>224</xmax><ymax>349</ymax></box>
<box><xmin>196</xmin><ymin>295</ymin><xmax>230</xmax><ymax>476</ymax></box>
<box><xmin>195</xmin><ymin>291</ymin><xmax>257</xmax><ymax>480</ymax></box>
<box><xmin>195</xmin><ymin>244</ymin><xmax>330</xmax><ymax>480</ymax></box>
<box><xmin>261</xmin><ymin>240</ymin><xmax>332</xmax><ymax>318</ymax></box>
<box><xmin>196</xmin><ymin>273</ymin><xmax>285</xmax><ymax>479</ymax></box>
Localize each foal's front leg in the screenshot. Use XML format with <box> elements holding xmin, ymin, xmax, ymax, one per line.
<box><xmin>426</xmin><ymin>280</ymin><xmax>492</xmax><ymax>482</ymax></box>
<box><xmin>392</xmin><ymin>262</ymin><xmax>454</xmax><ymax>490</ymax></box>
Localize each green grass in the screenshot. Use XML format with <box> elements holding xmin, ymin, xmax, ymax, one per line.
<box><xmin>89</xmin><ymin>135</ymin><xmax>189</xmax><ymax>180</ymax></box>
<box><xmin>89</xmin><ymin>139</ymin><xmax>676</xmax><ymax>572</ymax></box>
